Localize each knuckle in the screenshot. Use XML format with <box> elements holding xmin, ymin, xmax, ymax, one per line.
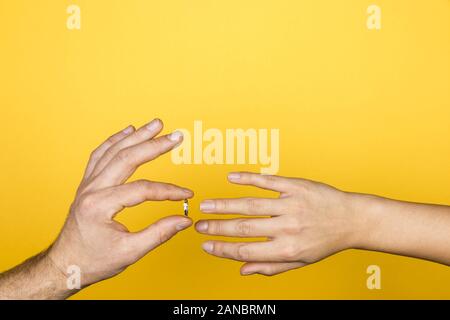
<box><xmin>136</xmin><ymin>179</ymin><xmax>152</xmax><ymax>190</ymax></box>
<box><xmin>106</xmin><ymin>135</ymin><xmax>117</xmax><ymax>145</ymax></box>
<box><xmin>116</xmin><ymin>149</ymin><xmax>132</xmax><ymax>164</ymax></box>
<box><xmin>215</xmin><ymin>200</ymin><xmax>228</xmax><ymax>211</ymax></box>
<box><xmin>236</xmin><ymin>220</ymin><xmax>252</xmax><ymax>236</ymax></box>
<box><xmin>293</xmin><ymin>179</ymin><xmax>311</xmax><ymax>193</ymax></box>
<box><xmin>262</xmin><ymin>266</ymin><xmax>276</xmax><ymax>276</ymax></box>
<box><xmin>156</xmin><ymin>227</ymin><xmax>170</xmax><ymax>245</ymax></box>
<box><xmin>282</xmin><ymin>218</ymin><xmax>303</xmax><ymax>235</ymax></box>
<box><xmin>136</xmin><ymin>180</ymin><xmax>157</xmax><ymax>198</ymax></box>
<box><xmin>287</xmin><ymin>225</ymin><xmax>302</xmax><ymax>236</ymax></box>
<box><xmin>298</xmin><ymin>251</ymin><xmax>316</xmax><ymax>264</ymax></box>
<box><xmin>155</xmin><ymin>184</ymin><xmax>172</xmax><ymax>199</ymax></box>
<box><xmin>104</xmin><ymin>146</ymin><xmax>118</xmax><ymax>160</ymax></box>
<box><xmin>162</xmin><ymin>183</ymin><xmax>173</xmax><ymax>192</ymax></box>
<box><xmin>118</xmin><ymin>237</ymin><xmax>134</xmax><ymax>256</ymax></box>
<box><xmin>248</xmin><ymin>174</ymin><xmax>257</xmax><ymax>184</ymax></box>
<box><xmin>236</xmin><ymin>244</ymin><xmax>251</xmax><ymax>261</ymax></box>
<box><xmin>212</xmin><ymin>242</ymin><xmax>223</xmax><ymax>255</ymax></box>
<box><xmin>264</xmin><ymin>175</ymin><xmax>278</xmax><ymax>186</ymax></box>
<box><xmin>89</xmin><ymin>148</ymin><xmax>101</xmax><ymax>161</ymax></box>
<box><xmin>209</xmin><ymin>221</ymin><xmax>222</xmax><ymax>235</ymax></box>
<box><xmin>236</xmin><ymin>173</ymin><xmax>248</xmax><ymax>182</ymax></box>
<box><xmin>245</xmin><ymin>198</ymin><xmax>260</xmax><ymax>212</ymax></box>
<box><xmin>281</xmin><ymin>244</ymin><xmax>299</xmax><ymax>261</ymax></box>
<box><xmin>151</xmin><ymin>137</ymin><xmax>166</xmax><ymax>151</ymax></box>
<box><xmin>78</xmin><ymin>193</ymin><xmax>97</xmax><ymax>212</ymax></box>
<box><xmin>281</xmin><ymin>225</ymin><xmax>296</xmax><ymax>235</ymax></box>
<box><xmin>153</xmin><ymin>188</ymin><xmax>164</xmax><ymax>200</ymax></box>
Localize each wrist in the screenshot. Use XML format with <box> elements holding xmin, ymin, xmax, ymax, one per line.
<box><xmin>342</xmin><ymin>191</ymin><xmax>387</xmax><ymax>251</ymax></box>
<box><xmin>42</xmin><ymin>249</ymin><xmax>79</xmax><ymax>299</ymax></box>
<box><xmin>45</xmin><ymin>247</ymin><xmax>80</xmax><ymax>299</ymax></box>
<box><xmin>0</xmin><ymin>250</ymin><xmax>76</xmax><ymax>300</ymax></box>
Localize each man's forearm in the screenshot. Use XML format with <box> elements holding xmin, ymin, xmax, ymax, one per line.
<box><xmin>0</xmin><ymin>249</ymin><xmax>77</xmax><ymax>300</ymax></box>
<box><xmin>351</xmin><ymin>193</ymin><xmax>450</xmax><ymax>265</ymax></box>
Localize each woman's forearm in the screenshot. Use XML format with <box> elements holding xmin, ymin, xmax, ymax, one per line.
<box><xmin>351</xmin><ymin>193</ymin><xmax>450</xmax><ymax>265</ymax></box>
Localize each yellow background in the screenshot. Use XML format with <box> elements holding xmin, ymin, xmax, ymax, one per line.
<box><xmin>0</xmin><ymin>0</ymin><xmax>449</xmax><ymax>299</ymax></box>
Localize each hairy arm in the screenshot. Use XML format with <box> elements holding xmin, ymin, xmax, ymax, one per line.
<box><xmin>0</xmin><ymin>250</ymin><xmax>75</xmax><ymax>299</ymax></box>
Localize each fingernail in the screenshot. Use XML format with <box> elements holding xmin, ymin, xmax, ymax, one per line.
<box><xmin>183</xmin><ymin>188</ymin><xmax>193</xmax><ymax>195</ymax></box>
<box><xmin>241</xmin><ymin>270</ymin><xmax>255</xmax><ymax>276</ymax></box>
<box><xmin>195</xmin><ymin>221</ymin><xmax>208</xmax><ymax>232</ymax></box>
<box><xmin>169</xmin><ymin>130</ymin><xmax>183</xmax><ymax>142</ymax></box>
<box><xmin>176</xmin><ymin>219</ymin><xmax>192</xmax><ymax>231</ymax></box>
<box><xmin>146</xmin><ymin>119</ymin><xmax>162</xmax><ymax>131</ymax></box>
<box><xmin>228</xmin><ymin>173</ymin><xmax>241</xmax><ymax>181</ymax></box>
<box><xmin>202</xmin><ymin>242</ymin><xmax>214</xmax><ymax>253</ymax></box>
<box><xmin>200</xmin><ymin>200</ymin><xmax>215</xmax><ymax>212</ymax></box>
<box><xmin>123</xmin><ymin>126</ymin><xmax>134</xmax><ymax>134</ymax></box>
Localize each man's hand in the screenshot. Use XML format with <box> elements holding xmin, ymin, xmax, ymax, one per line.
<box><xmin>0</xmin><ymin>119</ymin><xmax>193</xmax><ymax>299</ymax></box>
<box><xmin>196</xmin><ymin>172</ymin><xmax>450</xmax><ymax>276</ymax></box>
<box><xmin>49</xmin><ymin>119</ymin><xmax>193</xmax><ymax>287</ymax></box>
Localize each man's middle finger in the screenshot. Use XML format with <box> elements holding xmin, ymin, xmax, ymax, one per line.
<box><xmin>90</xmin><ymin>131</ymin><xmax>183</xmax><ymax>189</ymax></box>
<box><xmin>90</xmin><ymin>118</ymin><xmax>163</xmax><ymax>178</ymax></box>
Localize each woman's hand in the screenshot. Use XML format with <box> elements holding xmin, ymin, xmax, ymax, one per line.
<box><xmin>195</xmin><ymin>172</ymin><xmax>368</xmax><ymax>276</ymax></box>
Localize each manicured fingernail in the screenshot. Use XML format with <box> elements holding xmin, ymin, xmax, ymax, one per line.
<box><xmin>228</xmin><ymin>173</ymin><xmax>241</xmax><ymax>181</ymax></box>
<box><xmin>200</xmin><ymin>200</ymin><xmax>215</xmax><ymax>212</ymax></box>
<box><xmin>169</xmin><ymin>130</ymin><xmax>183</xmax><ymax>142</ymax></box>
<box><xmin>123</xmin><ymin>126</ymin><xmax>134</xmax><ymax>134</ymax></box>
<box><xmin>195</xmin><ymin>221</ymin><xmax>208</xmax><ymax>232</ymax></box>
<box><xmin>146</xmin><ymin>119</ymin><xmax>162</xmax><ymax>131</ymax></box>
<box><xmin>176</xmin><ymin>219</ymin><xmax>192</xmax><ymax>231</ymax></box>
<box><xmin>202</xmin><ymin>242</ymin><xmax>214</xmax><ymax>253</ymax></box>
